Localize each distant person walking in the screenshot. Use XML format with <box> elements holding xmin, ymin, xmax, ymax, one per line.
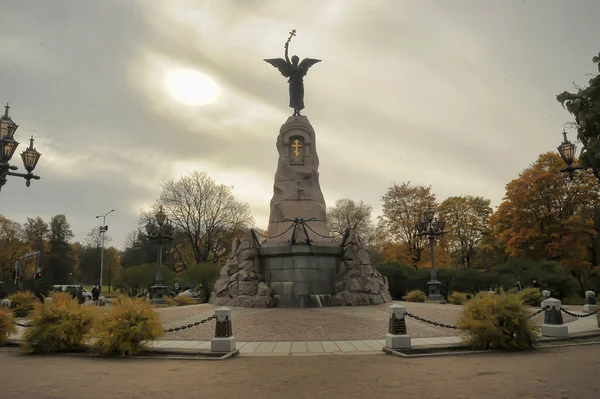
<box><xmin>514</xmin><ymin>280</ymin><xmax>523</xmax><ymax>291</ymax></box>
<box><xmin>92</xmin><ymin>285</ymin><xmax>99</xmax><ymax>306</ymax></box>
<box><xmin>76</xmin><ymin>285</ymin><xmax>85</xmax><ymax>304</ymax></box>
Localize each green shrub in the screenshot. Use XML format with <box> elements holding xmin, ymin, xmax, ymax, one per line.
<box><xmin>496</xmin><ymin>259</ymin><xmax>575</xmax><ymax>299</ymax></box>
<box><xmin>114</xmin><ymin>263</ymin><xmax>176</xmax><ymax>297</ymax></box>
<box><xmin>8</xmin><ymin>291</ymin><xmax>38</xmax><ymax>318</ymax></box>
<box><xmin>164</xmin><ymin>295</ymin><xmax>198</xmax><ymax>307</ymax></box>
<box><xmin>0</xmin><ymin>307</ymin><xmax>17</xmax><ymax>345</ymax></box>
<box><xmin>92</xmin><ymin>295</ymin><xmax>164</xmax><ymax>356</ymax></box>
<box><xmin>562</xmin><ymin>296</ymin><xmax>586</xmax><ymax>306</ymax></box>
<box><xmin>516</xmin><ymin>287</ymin><xmax>542</xmax><ymax>306</ymax></box>
<box><xmin>377</xmin><ymin>261</ymin><xmax>429</xmax><ymax>299</ymax></box>
<box><xmin>22</xmin><ymin>292</ymin><xmax>97</xmax><ymax>353</ymax></box>
<box><xmin>448</xmin><ymin>291</ymin><xmax>470</xmax><ymax>305</ymax></box>
<box><xmin>180</xmin><ymin>263</ymin><xmax>221</xmax><ymax>301</ymax></box>
<box><xmin>458</xmin><ymin>290</ymin><xmax>539</xmax><ymax>350</ymax></box>
<box><xmin>402</xmin><ymin>290</ymin><xmax>426</xmax><ymax>302</ymax></box>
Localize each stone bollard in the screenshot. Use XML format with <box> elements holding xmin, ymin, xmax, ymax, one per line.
<box><xmin>211</xmin><ymin>307</ymin><xmax>236</xmax><ymax>353</ymax></box>
<box><xmin>541</xmin><ymin>297</ymin><xmax>568</xmax><ymax>338</ymax></box>
<box><xmin>583</xmin><ymin>291</ymin><xmax>598</xmax><ymax>313</ymax></box>
<box><xmin>542</xmin><ymin>290</ymin><xmax>551</xmax><ymax>300</ymax></box>
<box><xmin>44</xmin><ymin>297</ymin><xmax>53</xmax><ymax>304</ymax></box>
<box><xmin>1</xmin><ymin>299</ymin><xmax>10</xmax><ymax>307</ymax></box>
<box><xmin>385</xmin><ymin>304</ymin><xmax>411</xmax><ymax>350</ymax></box>
<box><xmin>98</xmin><ymin>296</ymin><xmax>106</xmax><ymax>307</ymax></box>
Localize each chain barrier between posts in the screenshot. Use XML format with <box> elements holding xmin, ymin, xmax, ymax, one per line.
<box><xmin>528</xmin><ymin>306</ymin><xmax>549</xmax><ymax>318</ymax></box>
<box><xmin>404</xmin><ymin>311</ymin><xmax>459</xmax><ymax>330</ymax></box>
<box><xmin>560</xmin><ymin>307</ymin><xmax>600</xmax><ymax>318</ymax></box>
<box><xmin>163</xmin><ymin>315</ymin><xmax>215</xmax><ymax>334</ymax></box>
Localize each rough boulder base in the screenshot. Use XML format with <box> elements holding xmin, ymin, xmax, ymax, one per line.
<box><xmin>333</xmin><ymin>229</ymin><xmax>392</xmax><ymax>306</ymax></box>
<box><xmin>209</xmin><ymin>230</ymin><xmax>273</xmax><ymax>308</ymax></box>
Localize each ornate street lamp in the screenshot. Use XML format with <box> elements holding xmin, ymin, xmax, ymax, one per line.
<box><xmin>95</xmin><ymin>209</ymin><xmax>115</xmax><ymax>295</ymax></box>
<box><xmin>557</xmin><ymin>131</ymin><xmax>586</xmax><ymax>180</ymax></box>
<box><xmin>0</xmin><ymin>104</ymin><xmax>42</xmax><ymax>191</ymax></box>
<box><xmin>144</xmin><ymin>205</ymin><xmax>175</xmax><ymax>305</ymax></box>
<box><xmin>415</xmin><ymin>205</ymin><xmax>446</xmax><ymax>303</ymax></box>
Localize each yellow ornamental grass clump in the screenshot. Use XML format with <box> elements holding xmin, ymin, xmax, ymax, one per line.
<box><xmin>22</xmin><ymin>292</ymin><xmax>97</xmax><ymax>353</ymax></box>
<box><xmin>0</xmin><ymin>307</ymin><xmax>17</xmax><ymax>345</ymax></box>
<box><xmin>458</xmin><ymin>290</ymin><xmax>540</xmax><ymax>351</ymax></box>
<box><xmin>173</xmin><ymin>295</ymin><xmax>198</xmax><ymax>306</ymax></box>
<box><xmin>165</xmin><ymin>295</ymin><xmax>198</xmax><ymax>306</ymax></box>
<box><xmin>448</xmin><ymin>291</ymin><xmax>470</xmax><ymax>305</ymax></box>
<box><xmin>164</xmin><ymin>296</ymin><xmax>175</xmax><ymax>306</ymax></box>
<box><xmin>92</xmin><ymin>295</ymin><xmax>164</xmax><ymax>356</ymax></box>
<box><xmin>402</xmin><ymin>290</ymin><xmax>426</xmax><ymax>303</ymax></box>
<box><xmin>8</xmin><ymin>291</ymin><xmax>38</xmax><ymax>318</ymax></box>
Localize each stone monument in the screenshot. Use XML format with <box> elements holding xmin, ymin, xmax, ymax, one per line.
<box><xmin>210</xmin><ymin>30</ymin><xmax>391</xmax><ymax>308</ymax></box>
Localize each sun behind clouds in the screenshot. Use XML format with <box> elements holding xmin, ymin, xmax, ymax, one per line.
<box><xmin>165</xmin><ymin>68</ymin><xmax>220</xmax><ymax>106</ymax></box>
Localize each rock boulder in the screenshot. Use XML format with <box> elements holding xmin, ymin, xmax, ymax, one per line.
<box><xmin>209</xmin><ymin>229</ymin><xmax>273</xmax><ymax>308</ymax></box>
<box><xmin>332</xmin><ymin>229</ymin><xmax>392</xmax><ymax>306</ymax></box>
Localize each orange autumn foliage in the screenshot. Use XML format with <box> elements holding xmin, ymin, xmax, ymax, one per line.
<box><xmin>490</xmin><ymin>152</ymin><xmax>600</xmax><ymax>292</ymax></box>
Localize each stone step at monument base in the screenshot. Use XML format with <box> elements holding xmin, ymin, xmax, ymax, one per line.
<box><xmin>273</xmin><ymin>294</ymin><xmax>332</xmax><ymax>308</ymax></box>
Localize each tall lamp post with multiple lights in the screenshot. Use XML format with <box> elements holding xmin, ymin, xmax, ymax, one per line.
<box><xmin>145</xmin><ymin>206</ymin><xmax>174</xmax><ymax>305</ymax></box>
<box><xmin>95</xmin><ymin>209</ymin><xmax>114</xmax><ymax>294</ymax></box>
<box><xmin>416</xmin><ymin>206</ymin><xmax>447</xmax><ymax>303</ymax></box>
<box><xmin>0</xmin><ymin>104</ymin><xmax>42</xmax><ymax>192</ymax></box>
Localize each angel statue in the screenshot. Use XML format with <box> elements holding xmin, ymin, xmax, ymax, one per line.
<box><xmin>264</xmin><ymin>29</ymin><xmax>321</xmax><ymax>116</ymax></box>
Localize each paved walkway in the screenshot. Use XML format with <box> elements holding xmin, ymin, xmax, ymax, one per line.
<box><xmin>8</xmin><ymin>302</ymin><xmax>597</xmax><ymax>356</ymax></box>
<box><xmin>151</xmin><ymin>336</ymin><xmax>464</xmax><ymax>355</ymax></box>
<box><xmin>157</xmin><ymin>301</ymin><xmax>579</xmax><ymax>341</ymax></box>
<box><xmin>149</xmin><ymin>315</ymin><xmax>600</xmax><ymax>356</ymax></box>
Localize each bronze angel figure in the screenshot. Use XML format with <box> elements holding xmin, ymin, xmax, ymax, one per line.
<box><xmin>264</xmin><ymin>30</ymin><xmax>321</xmax><ymax>116</ymax></box>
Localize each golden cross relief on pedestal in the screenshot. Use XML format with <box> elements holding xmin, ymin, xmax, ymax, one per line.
<box><xmin>292</xmin><ymin>139</ymin><xmax>302</xmax><ymax>157</ymax></box>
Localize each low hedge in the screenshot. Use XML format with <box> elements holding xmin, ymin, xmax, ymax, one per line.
<box><xmin>378</xmin><ymin>258</ymin><xmax>579</xmax><ymax>300</ymax></box>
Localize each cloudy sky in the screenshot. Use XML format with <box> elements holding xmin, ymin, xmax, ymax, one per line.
<box><xmin>1</xmin><ymin>0</ymin><xmax>598</xmax><ymax>249</ymax></box>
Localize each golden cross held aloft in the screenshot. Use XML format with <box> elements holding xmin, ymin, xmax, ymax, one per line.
<box><xmin>292</xmin><ymin>139</ymin><xmax>302</xmax><ymax>157</ymax></box>
<box><xmin>285</xmin><ymin>29</ymin><xmax>297</xmax><ymax>48</ymax></box>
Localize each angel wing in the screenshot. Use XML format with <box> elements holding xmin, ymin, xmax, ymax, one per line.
<box><xmin>264</xmin><ymin>58</ymin><xmax>293</xmax><ymax>78</ymax></box>
<box><xmin>298</xmin><ymin>58</ymin><xmax>321</xmax><ymax>76</ymax></box>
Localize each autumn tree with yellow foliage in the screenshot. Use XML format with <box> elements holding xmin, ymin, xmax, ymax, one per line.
<box><xmin>438</xmin><ymin>196</ymin><xmax>493</xmax><ymax>268</ymax></box>
<box><xmin>377</xmin><ymin>182</ymin><xmax>439</xmax><ymax>267</ymax></box>
<box><xmin>490</xmin><ymin>152</ymin><xmax>600</xmax><ymax>294</ymax></box>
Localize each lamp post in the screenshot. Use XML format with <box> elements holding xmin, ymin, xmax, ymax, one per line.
<box><xmin>0</xmin><ymin>104</ymin><xmax>42</xmax><ymax>192</ymax></box>
<box><xmin>95</xmin><ymin>209</ymin><xmax>114</xmax><ymax>294</ymax></box>
<box><xmin>415</xmin><ymin>206</ymin><xmax>447</xmax><ymax>303</ymax></box>
<box><xmin>145</xmin><ymin>205</ymin><xmax>174</xmax><ymax>305</ymax></box>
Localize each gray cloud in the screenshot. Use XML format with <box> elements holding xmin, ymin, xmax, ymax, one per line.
<box><xmin>1</xmin><ymin>0</ymin><xmax>598</xmax><ymax>248</ymax></box>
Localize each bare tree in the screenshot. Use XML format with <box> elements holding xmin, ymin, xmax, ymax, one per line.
<box><xmin>85</xmin><ymin>227</ymin><xmax>112</xmax><ymax>248</ymax></box>
<box><xmin>327</xmin><ymin>198</ymin><xmax>376</xmax><ymax>244</ymax></box>
<box><xmin>156</xmin><ymin>171</ymin><xmax>255</xmax><ymax>265</ymax></box>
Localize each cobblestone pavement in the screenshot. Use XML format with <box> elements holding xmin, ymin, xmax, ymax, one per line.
<box><xmin>157</xmin><ymin>301</ymin><xmax>580</xmax><ymax>342</ymax></box>
<box><xmin>1</xmin><ymin>345</ymin><xmax>600</xmax><ymax>399</ymax></box>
